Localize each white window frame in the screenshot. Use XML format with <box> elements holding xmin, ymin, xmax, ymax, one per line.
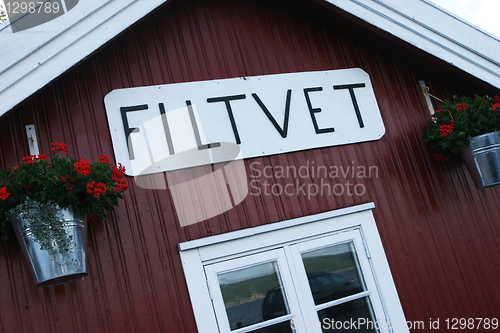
<box><xmin>205</xmin><ymin>248</ymin><xmax>305</xmax><ymax>332</ymax></box>
<box><xmin>179</xmin><ymin>202</ymin><xmax>409</xmax><ymax>333</ymax></box>
<box><xmin>289</xmin><ymin>230</ymin><xmax>386</xmax><ymax>331</ymax></box>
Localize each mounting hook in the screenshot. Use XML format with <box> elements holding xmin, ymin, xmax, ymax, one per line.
<box><xmin>25</xmin><ymin>125</ymin><xmax>40</xmax><ymax>155</ymax></box>
<box><xmin>419</xmin><ymin>80</ymin><xmax>445</xmax><ymax>116</ymax></box>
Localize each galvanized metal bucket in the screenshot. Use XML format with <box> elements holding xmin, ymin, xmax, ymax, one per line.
<box><xmin>10</xmin><ymin>207</ymin><xmax>88</xmax><ymax>287</ymax></box>
<box><xmin>461</xmin><ymin>131</ymin><xmax>500</xmax><ymax>189</ymax></box>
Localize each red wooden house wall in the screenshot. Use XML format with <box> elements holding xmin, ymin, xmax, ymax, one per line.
<box><xmin>1</xmin><ymin>0</ymin><xmax>499</xmax><ymax>332</ymax></box>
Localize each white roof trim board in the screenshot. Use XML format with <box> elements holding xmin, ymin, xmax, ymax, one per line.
<box><xmin>0</xmin><ymin>0</ymin><xmax>499</xmax><ymax>119</ymax></box>
<box><xmin>326</xmin><ymin>0</ymin><xmax>500</xmax><ymax>87</ymax></box>
<box><xmin>0</xmin><ymin>0</ymin><xmax>167</xmax><ymax>119</ymax></box>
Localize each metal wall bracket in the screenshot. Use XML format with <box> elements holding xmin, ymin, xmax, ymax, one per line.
<box><xmin>25</xmin><ymin>124</ymin><xmax>40</xmax><ymax>155</ymax></box>
<box><xmin>419</xmin><ymin>80</ymin><xmax>435</xmax><ymax>116</ymax></box>
<box><xmin>419</xmin><ymin>80</ymin><xmax>445</xmax><ymax>116</ymax></box>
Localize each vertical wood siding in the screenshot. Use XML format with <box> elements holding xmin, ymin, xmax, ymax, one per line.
<box><xmin>1</xmin><ymin>0</ymin><xmax>499</xmax><ymax>332</ymax></box>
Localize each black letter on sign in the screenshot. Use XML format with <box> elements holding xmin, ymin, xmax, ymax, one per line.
<box><xmin>252</xmin><ymin>89</ymin><xmax>292</xmax><ymax>138</ymax></box>
<box><xmin>121</xmin><ymin>104</ymin><xmax>148</xmax><ymax>160</ymax></box>
<box><xmin>207</xmin><ymin>94</ymin><xmax>246</xmax><ymax>144</ymax></box>
<box><xmin>333</xmin><ymin>83</ymin><xmax>366</xmax><ymax>128</ymax></box>
<box><xmin>186</xmin><ymin>100</ymin><xmax>221</xmax><ymax>150</ymax></box>
<box><xmin>159</xmin><ymin>103</ymin><xmax>175</xmax><ymax>155</ymax></box>
<box><xmin>303</xmin><ymin>87</ymin><xmax>335</xmax><ymax>134</ymax></box>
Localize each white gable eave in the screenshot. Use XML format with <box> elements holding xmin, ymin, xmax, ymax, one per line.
<box><xmin>325</xmin><ymin>0</ymin><xmax>500</xmax><ymax>89</ymax></box>
<box><xmin>0</xmin><ymin>0</ymin><xmax>168</xmax><ymax>119</ymax></box>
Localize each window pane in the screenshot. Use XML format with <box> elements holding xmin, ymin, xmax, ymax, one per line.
<box><xmin>318</xmin><ymin>297</ymin><xmax>377</xmax><ymax>332</ymax></box>
<box><xmin>218</xmin><ymin>261</ymin><xmax>289</xmax><ymax>330</ymax></box>
<box><xmin>301</xmin><ymin>242</ymin><xmax>364</xmax><ymax>305</ymax></box>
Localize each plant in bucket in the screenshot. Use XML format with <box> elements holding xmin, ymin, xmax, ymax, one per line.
<box><xmin>0</xmin><ymin>143</ymin><xmax>129</xmax><ymax>287</ymax></box>
<box><xmin>424</xmin><ymin>95</ymin><xmax>500</xmax><ymax>188</ymax></box>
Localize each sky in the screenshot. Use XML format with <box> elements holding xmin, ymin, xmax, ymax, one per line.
<box><xmin>430</xmin><ymin>0</ymin><xmax>500</xmax><ymax>38</ymax></box>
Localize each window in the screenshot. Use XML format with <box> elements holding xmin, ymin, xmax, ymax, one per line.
<box><xmin>179</xmin><ymin>203</ymin><xmax>408</xmax><ymax>333</ymax></box>
<box><xmin>205</xmin><ymin>249</ymin><xmax>301</xmax><ymax>332</ymax></box>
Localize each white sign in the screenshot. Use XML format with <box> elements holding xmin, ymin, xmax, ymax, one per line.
<box><xmin>104</xmin><ymin>68</ymin><xmax>385</xmax><ymax>176</ymax></box>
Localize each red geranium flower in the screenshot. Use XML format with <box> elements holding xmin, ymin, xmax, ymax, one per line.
<box><xmin>51</xmin><ymin>142</ymin><xmax>68</xmax><ymax>154</ymax></box>
<box><xmin>86</xmin><ymin>181</ymin><xmax>107</xmax><ymax>198</ymax></box>
<box><xmin>22</xmin><ymin>154</ymin><xmax>47</xmax><ymax>164</ymax></box>
<box><xmin>23</xmin><ymin>155</ymin><xmax>35</xmax><ymax>164</ymax></box>
<box><xmin>439</xmin><ymin>120</ymin><xmax>455</xmax><ymax>137</ymax></box>
<box><xmin>86</xmin><ymin>181</ymin><xmax>95</xmax><ymax>193</ymax></box>
<box><xmin>93</xmin><ymin>182</ymin><xmax>107</xmax><ymax>198</ymax></box>
<box><xmin>99</xmin><ymin>154</ymin><xmax>112</xmax><ymax>166</ymax></box>
<box><xmin>433</xmin><ymin>153</ymin><xmax>450</xmax><ymax>162</ymax></box>
<box><xmin>112</xmin><ymin>163</ymin><xmax>126</xmax><ymax>181</ymax></box>
<box><xmin>74</xmin><ymin>158</ymin><xmax>92</xmax><ymax>176</ymax></box>
<box><xmin>115</xmin><ymin>178</ymin><xmax>129</xmax><ymax>193</ymax></box>
<box><xmin>0</xmin><ymin>187</ymin><xmax>9</xmax><ymax>200</ymax></box>
<box><xmin>455</xmin><ymin>103</ymin><xmax>467</xmax><ymax>111</ymax></box>
<box><xmin>11</xmin><ymin>164</ymin><xmax>19</xmax><ymax>174</ymax></box>
<box><xmin>60</xmin><ymin>176</ymin><xmax>75</xmax><ymax>191</ymax></box>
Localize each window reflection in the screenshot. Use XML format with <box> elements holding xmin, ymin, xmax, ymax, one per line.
<box><xmin>218</xmin><ymin>261</ymin><xmax>289</xmax><ymax>330</ymax></box>
<box><xmin>318</xmin><ymin>297</ymin><xmax>377</xmax><ymax>332</ymax></box>
<box><xmin>302</xmin><ymin>242</ymin><xmax>365</xmax><ymax>305</ymax></box>
<box><xmin>301</xmin><ymin>242</ymin><xmax>377</xmax><ymax>332</ymax></box>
